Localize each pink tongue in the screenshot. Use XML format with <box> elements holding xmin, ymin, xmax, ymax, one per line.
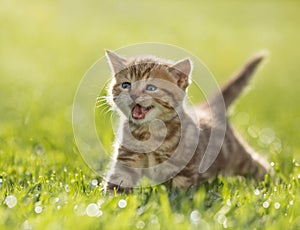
<box><xmin>132</xmin><ymin>105</ymin><xmax>147</xmax><ymax>120</ymax></box>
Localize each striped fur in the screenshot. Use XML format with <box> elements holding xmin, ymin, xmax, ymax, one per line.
<box><xmin>104</xmin><ymin>50</ymin><xmax>269</xmax><ymax>193</ymax></box>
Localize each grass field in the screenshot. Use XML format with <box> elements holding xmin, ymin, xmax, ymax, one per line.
<box><xmin>1</xmin><ymin>0</ymin><xmax>300</xmax><ymax>229</ymax></box>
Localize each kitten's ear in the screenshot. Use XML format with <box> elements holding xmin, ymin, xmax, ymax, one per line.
<box><xmin>105</xmin><ymin>50</ymin><xmax>127</xmax><ymax>74</ymax></box>
<box><xmin>168</xmin><ymin>58</ymin><xmax>192</xmax><ymax>90</ymax></box>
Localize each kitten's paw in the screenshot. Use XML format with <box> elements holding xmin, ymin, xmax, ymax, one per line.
<box><xmin>172</xmin><ymin>174</ymin><xmax>197</xmax><ymax>189</ymax></box>
<box><xmin>103</xmin><ymin>181</ymin><xmax>132</xmax><ymax>195</ymax></box>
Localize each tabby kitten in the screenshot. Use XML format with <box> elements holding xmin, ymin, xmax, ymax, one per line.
<box><xmin>103</xmin><ymin>50</ymin><xmax>269</xmax><ymax>193</ymax></box>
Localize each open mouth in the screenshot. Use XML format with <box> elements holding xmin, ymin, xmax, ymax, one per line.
<box><xmin>131</xmin><ymin>104</ymin><xmax>153</xmax><ymax>120</ymax></box>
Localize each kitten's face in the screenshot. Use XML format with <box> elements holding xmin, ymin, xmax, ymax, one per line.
<box><xmin>106</xmin><ymin>51</ymin><xmax>192</xmax><ymax>124</ymax></box>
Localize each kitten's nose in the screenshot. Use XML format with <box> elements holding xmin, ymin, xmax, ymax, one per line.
<box><xmin>130</xmin><ymin>93</ymin><xmax>139</xmax><ymax>100</ymax></box>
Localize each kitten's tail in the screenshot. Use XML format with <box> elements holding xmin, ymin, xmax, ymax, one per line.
<box><xmin>220</xmin><ymin>51</ymin><xmax>268</xmax><ymax>109</ymax></box>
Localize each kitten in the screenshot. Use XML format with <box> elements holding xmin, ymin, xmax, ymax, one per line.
<box><xmin>103</xmin><ymin>50</ymin><xmax>269</xmax><ymax>193</ymax></box>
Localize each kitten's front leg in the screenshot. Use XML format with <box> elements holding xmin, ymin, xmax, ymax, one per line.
<box><xmin>104</xmin><ymin>166</ymin><xmax>139</xmax><ymax>194</ymax></box>
<box><xmin>104</xmin><ymin>149</ymin><xmax>145</xmax><ymax>194</ymax></box>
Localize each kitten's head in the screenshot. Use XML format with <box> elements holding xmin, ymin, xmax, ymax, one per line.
<box><xmin>106</xmin><ymin>50</ymin><xmax>192</xmax><ymax>124</ymax></box>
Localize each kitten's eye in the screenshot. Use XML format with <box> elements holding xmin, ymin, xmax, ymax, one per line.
<box><xmin>146</xmin><ymin>84</ymin><xmax>157</xmax><ymax>91</ymax></box>
<box><xmin>121</xmin><ymin>82</ymin><xmax>131</xmax><ymax>89</ymax></box>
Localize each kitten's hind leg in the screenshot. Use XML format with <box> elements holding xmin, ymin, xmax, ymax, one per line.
<box><xmin>228</xmin><ymin>129</ymin><xmax>270</xmax><ymax>180</ymax></box>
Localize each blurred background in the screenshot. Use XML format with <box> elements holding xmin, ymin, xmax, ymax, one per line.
<box><xmin>1</xmin><ymin>0</ymin><xmax>299</xmax><ymax>173</ymax></box>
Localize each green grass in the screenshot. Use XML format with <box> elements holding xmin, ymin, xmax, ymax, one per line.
<box><xmin>1</xmin><ymin>0</ymin><xmax>300</xmax><ymax>229</ymax></box>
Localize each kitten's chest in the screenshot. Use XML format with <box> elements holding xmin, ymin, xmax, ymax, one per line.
<box><xmin>144</xmin><ymin>125</ymin><xmax>198</xmax><ymax>167</ymax></box>
<box><xmin>122</xmin><ymin>117</ymin><xmax>199</xmax><ymax>167</ymax></box>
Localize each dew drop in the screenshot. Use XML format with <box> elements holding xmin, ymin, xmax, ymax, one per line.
<box><xmin>34</xmin><ymin>206</ymin><xmax>43</xmax><ymax>214</ymax></box>
<box><xmin>216</xmin><ymin>213</ymin><xmax>227</xmax><ymax>226</ymax></box>
<box><xmin>270</xmin><ymin>162</ymin><xmax>275</xmax><ymax>167</ymax></box>
<box><xmin>298</xmin><ymin>174</ymin><xmax>300</xmax><ymax>179</ymax></box>
<box><xmin>5</xmin><ymin>195</ymin><xmax>17</xmax><ymax>208</ymax></box>
<box><xmin>136</xmin><ymin>207</ymin><xmax>144</xmax><ymax>215</ymax></box>
<box><xmin>289</xmin><ymin>200</ymin><xmax>294</xmax><ymax>206</ymax></box>
<box><xmin>226</xmin><ymin>199</ymin><xmax>232</xmax><ymax>207</ymax></box>
<box><xmin>96</xmin><ymin>210</ymin><xmax>103</xmax><ymax>217</ymax></box>
<box><xmin>263</xmin><ymin>193</ymin><xmax>267</xmax><ymax>198</ymax></box>
<box><xmin>23</xmin><ymin>220</ymin><xmax>32</xmax><ymax>230</ymax></box>
<box><xmin>247</xmin><ymin>125</ymin><xmax>259</xmax><ymax>138</ymax></box>
<box><xmin>34</xmin><ymin>144</ymin><xmax>45</xmax><ymax>155</ymax></box>
<box><xmin>136</xmin><ymin>220</ymin><xmax>145</xmax><ymax>229</ymax></box>
<box><xmin>254</xmin><ymin>189</ymin><xmax>260</xmax><ymax>195</ymax></box>
<box><xmin>150</xmin><ymin>214</ymin><xmax>159</xmax><ymax>225</ymax></box>
<box><xmin>118</xmin><ymin>199</ymin><xmax>127</xmax><ymax>209</ymax></box>
<box><xmin>274</xmin><ymin>202</ymin><xmax>280</xmax><ymax>209</ymax></box>
<box><xmin>86</xmin><ymin>203</ymin><xmax>100</xmax><ymax>217</ymax></box>
<box><xmin>259</xmin><ymin>128</ymin><xmax>275</xmax><ymax>145</ymax></box>
<box><xmin>263</xmin><ymin>201</ymin><xmax>269</xmax><ymax>209</ymax></box>
<box><xmin>174</xmin><ymin>213</ymin><xmax>184</xmax><ymax>223</ymax></box>
<box><xmin>190</xmin><ymin>210</ymin><xmax>200</xmax><ymax>224</ymax></box>
<box><xmin>270</xmin><ymin>138</ymin><xmax>282</xmax><ymax>153</ymax></box>
<box><xmin>50</xmin><ymin>197</ymin><xmax>59</xmax><ymax>204</ymax></box>
<box><xmin>64</xmin><ymin>184</ymin><xmax>70</xmax><ymax>193</ymax></box>
<box><xmin>91</xmin><ymin>179</ymin><xmax>98</xmax><ymax>187</ymax></box>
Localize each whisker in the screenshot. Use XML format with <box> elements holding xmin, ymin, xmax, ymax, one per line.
<box><xmin>104</xmin><ymin>107</ymin><xmax>113</xmax><ymax>115</ymax></box>
<box><xmin>96</xmin><ymin>96</ymin><xmax>114</xmax><ymax>104</ymax></box>
<box><xmin>96</xmin><ymin>100</ymin><xmax>109</xmax><ymax>106</ymax></box>
<box><xmin>96</xmin><ymin>95</ymin><xmax>110</xmax><ymax>99</ymax></box>
<box><xmin>96</xmin><ymin>102</ymin><xmax>110</xmax><ymax>109</ymax></box>
<box><xmin>96</xmin><ymin>97</ymin><xmax>108</xmax><ymax>101</ymax></box>
<box><xmin>96</xmin><ymin>98</ymin><xmax>109</xmax><ymax>103</ymax></box>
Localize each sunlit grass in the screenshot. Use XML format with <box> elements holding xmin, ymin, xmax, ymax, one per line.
<box><xmin>1</xmin><ymin>0</ymin><xmax>300</xmax><ymax>229</ymax></box>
